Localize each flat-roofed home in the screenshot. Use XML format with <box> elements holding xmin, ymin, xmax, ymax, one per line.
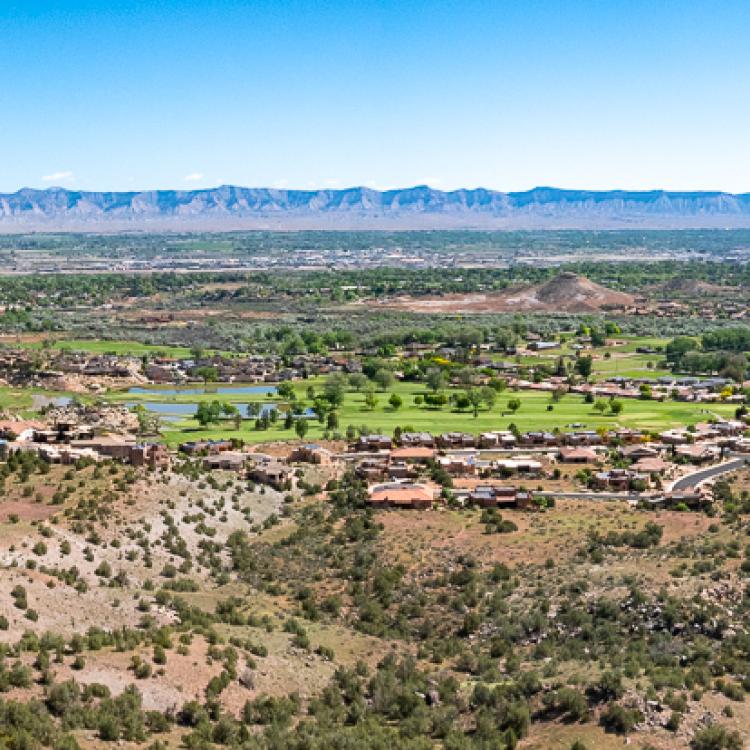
<box><xmin>630</xmin><ymin>457</ymin><xmax>669</xmax><ymax>477</ymax></box>
<box><xmin>619</xmin><ymin>444</ymin><xmax>660</xmax><ymax>461</ymax></box>
<box><xmin>437</xmin><ymin>454</ymin><xmax>477</xmax><ymax>476</ymax></box>
<box><xmin>57</xmin><ymin>446</ymin><xmax>102</xmax><ymax>465</ymax></box>
<box><xmin>437</xmin><ymin>432</ymin><xmax>476</xmax><ymax>449</ymax></box>
<box><xmin>478</xmin><ymin>432</ymin><xmax>500</xmax><ymax>448</ymax></box>
<box><xmin>613</xmin><ymin>428</ymin><xmax>645</xmax><ymax>444</ymax></box>
<box><xmin>68</xmin><ymin>424</ymin><xmax>95</xmax><ymax>441</ymax></box>
<box><xmin>713</xmin><ymin>420</ymin><xmax>745</xmax><ymax>436</ymax></box>
<box><xmin>495</xmin><ymin>458</ymin><xmax>542</xmax><ymax>476</ymax></box>
<box><xmin>31</xmin><ymin>444</ymin><xmax>98</xmax><ymax>465</ymax></box>
<box><xmin>248</xmin><ymin>460</ymin><xmax>292</xmax><ymax>489</ymax></box>
<box><xmin>388</xmin><ymin>461</ymin><xmax>418</xmax><ymax>480</ymax></box>
<box><xmin>131</xmin><ymin>443</ymin><xmax>170</xmax><ymax>468</ymax></box>
<box><xmin>499</xmin><ymin>487</ymin><xmax>524</xmax><ymax>508</ymax></box>
<box><xmin>399</xmin><ymin>432</ymin><xmax>435</xmax><ymax>448</ymax></box>
<box><xmin>469</xmin><ymin>486</ymin><xmax>499</xmax><ymax>508</ymax></box>
<box><xmin>528</xmin><ymin>340</ymin><xmax>559</xmax><ymax>351</ymax></box>
<box><xmin>558</xmin><ymin>446</ymin><xmax>599</xmax><ymax>464</ymax></box>
<box><xmin>693</xmin><ymin>424</ymin><xmax>721</xmax><ymax>440</ymax></box>
<box><xmin>354</xmin><ymin>434</ymin><xmax>392</xmax><ymax>452</ymax></box>
<box><xmin>660</xmin><ymin>429</ymin><xmax>689</xmax><ymax>445</ymax></box>
<box><xmin>203</xmin><ymin>451</ymin><xmax>247</xmax><ymax>471</ymax></box>
<box><xmin>591</xmin><ymin>469</ymin><xmax>642</xmax><ymax>491</ymax></box>
<box><xmin>390</xmin><ymin>446</ymin><xmax>435</xmax><ymax>463</ymax></box>
<box><xmin>246</xmin><ymin>452</ymin><xmax>275</xmax><ymax>465</ymax></box>
<box><xmin>70</xmin><ymin>435</ymin><xmax>137</xmax><ymax>461</ymax></box>
<box><xmin>664</xmin><ymin>490</ymin><xmax>706</xmax><ymax>510</ymax></box>
<box><xmin>730</xmin><ymin>437</ymin><xmax>750</xmax><ymax>453</ymax></box>
<box><xmin>179</xmin><ymin>439</ymin><xmax>234</xmax><ymax>455</ymax></box>
<box><xmin>144</xmin><ymin>363</ymin><xmax>176</xmax><ymax>383</ymax></box>
<box><xmin>469</xmin><ymin>485</ymin><xmax>518</xmax><ymax>508</ymax></box>
<box><xmin>564</xmin><ymin>431</ymin><xmax>604</xmax><ymax>446</ymax></box>
<box><xmin>675</xmin><ymin>443</ymin><xmax>721</xmax><ymax>464</ymax></box>
<box><xmin>522</xmin><ymin>431</ymin><xmax>559</xmax><ymax>447</ymax></box>
<box><xmin>289</xmin><ymin>444</ymin><xmax>334</xmax><ymax>465</ymax></box>
<box><xmin>478</xmin><ymin>430</ymin><xmax>517</xmax><ymax>449</ymax></box>
<box><xmin>514</xmin><ymin>490</ymin><xmax>535</xmax><ymax>510</ymax></box>
<box><xmin>368</xmin><ymin>482</ymin><xmax>434</xmax><ymax>510</ymax></box>
<box><xmin>0</xmin><ymin>420</ymin><xmax>46</xmax><ymax>442</ymax></box>
<box><xmin>32</xmin><ymin>428</ymin><xmax>60</xmax><ymax>444</ymax></box>
<box><xmin>355</xmin><ymin>458</ymin><xmax>389</xmax><ymax>481</ymax></box>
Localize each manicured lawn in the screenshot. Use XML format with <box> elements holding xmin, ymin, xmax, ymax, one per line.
<box><xmin>0</xmin><ymin>386</ymin><xmax>76</xmax><ymax>414</ymax></box>
<box><xmin>146</xmin><ymin>379</ymin><xmax>737</xmax><ymax>447</ymax></box>
<box><xmin>613</xmin><ymin>336</ymin><xmax>670</xmax><ymax>353</ymax></box>
<box><xmin>22</xmin><ymin>339</ymin><xmax>196</xmax><ymax>358</ymax></box>
<box><xmin>590</xmin><ymin>353</ymin><xmax>671</xmax><ymax>380</ymax></box>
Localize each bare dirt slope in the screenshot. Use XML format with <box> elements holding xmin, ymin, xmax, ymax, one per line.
<box><xmin>376</xmin><ymin>272</ymin><xmax>635</xmax><ymax>313</ymax></box>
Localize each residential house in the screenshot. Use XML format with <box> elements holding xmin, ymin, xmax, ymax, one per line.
<box><xmin>368</xmin><ymin>483</ymin><xmax>435</xmax><ymax>510</ymax></box>
<box><xmin>289</xmin><ymin>444</ymin><xmax>335</xmax><ymax>465</ymax></box>
<box><xmin>203</xmin><ymin>451</ymin><xmax>247</xmax><ymax>471</ymax></box>
<box><xmin>399</xmin><ymin>432</ymin><xmax>435</xmax><ymax>448</ymax></box>
<box><xmin>248</xmin><ymin>460</ymin><xmax>292</xmax><ymax>489</ymax></box>
<box><xmin>354</xmin><ymin>434</ymin><xmax>392</xmax><ymax>452</ymax></box>
<box><xmin>390</xmin><ymin>446</ymin><xmax>435</xmax><ymax>463</ymax></box>
<box><xmin>675</xmin><ymin>443</ymin><xmax>721</xmax><ymax>464</ymax></box>
<box><xmin>478</xmin><ymin>431</ymin><xmax>517</xmax><ymax>449</ymax></box>
<box><xmin>437</xmin><ymin>432</ymin><xmax>476</xmax><ymax>449</ymax></box>
<box><xmin>558</xmin><ymin>446</ymin><xmax>600</xmax><ymax>464</ymax></box>
<box><xmin>494</xmin><ymin>458</ymin><xmax>543</xmax><ymax>477</ymax></box>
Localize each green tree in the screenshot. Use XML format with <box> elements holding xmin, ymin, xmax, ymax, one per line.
<box><xmin>373</xmin><ymin>369</ymin><xmax>395</xmax><ymax>391</ymax></box>
<box><xmin>364</xmin><ymin>388</ymin><xmax>378</xmax><ymax>411</ymax></box>
<box><xmin>593</xmin><ymin>399</ymin><xmax>608</xmax><ymax>415</ymax></box>
<box><xmin>425</xmin><ymin>367</ymin><xmax>448</xmax><ymax>392</ymax></box>
<box><xmin>348</xmin><ymin>372</ymin><xmax>368</xmax><ymax>391</ymax></box>
<box><xmin>295</xmin><ymin>419</ymin><xmax>309</xmax><ymax>440</ymax></box>
<box><xmin>467</xmin><ymin>388</ymin><xmax>483</xmax><ymax>418</ymax></box>
<box><xmin>276</xmin><ymin>381</ymin><xmax>296</xmax><ymax>400</ymax></box>
<box><xmin>480</xmin><ymin>385</ymin><xmax>497</xmax><ymax>410</ymax></box>
<box><xmin>609</xmin><ymin>399</ymin><xmax>624</xmax><ymax>416</ymax></box>
<box><xmin>324</xmin><ymin>373</ymin><xmax>347</xmax><ymax>406</ymax></box>
<box><xmin>388</xmin><ymin>393</ymin><xmax>403</xmax><ymax>410</ymax></box>
<box><xmin>576</xmin><ymin>355</ymin><xmax>593</xmax><ymax>378</ymax></box>
<box><xmin>194</xmin><ymin>366</ymin><xmax>218</xmax><ymax>385</ymax></box>
<box><xmin>195</xmin><ymin>401</ymin><xmax>222</xmax><ymax>427</ymax></box>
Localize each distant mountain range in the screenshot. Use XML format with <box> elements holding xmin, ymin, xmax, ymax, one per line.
<box><xmin>2</xmin><ymin>185</ymin><xmax>750</xmax><ymax>230</ymax></box>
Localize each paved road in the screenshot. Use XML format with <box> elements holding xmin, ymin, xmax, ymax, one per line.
<box><xmin>670</xmin><ymin>457</ymin><xmax>749</xmax><ymax>491</ymax></box>
<box><xmin>535</xmin><ymin>490</ymin><xmax>641</xmax><ymax>501</ymax></box>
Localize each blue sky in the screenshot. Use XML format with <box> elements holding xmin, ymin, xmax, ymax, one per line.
<box><xmin>1</xmin><ymin>0</ymin><xmax>748</xmax><ymax>193</ymax></box>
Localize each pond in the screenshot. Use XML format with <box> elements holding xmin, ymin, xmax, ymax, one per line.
<box><xmin>126</xmin><ymin>402</ymin><xmax>197</xmax><ymax>417</ymax></box>
<box><xmin>33</xmin><ymin>395</ymin><xmax>73</xmax><ymax>409</ymax></box>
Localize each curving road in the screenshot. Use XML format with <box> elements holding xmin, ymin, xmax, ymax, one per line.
<box><xmin>670</xmin><ymin>457</ymin><xmax>750</xmax><ymax>492</ymax></box>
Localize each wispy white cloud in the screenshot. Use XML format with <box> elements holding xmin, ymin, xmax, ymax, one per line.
<box><xmin>41</xmin><ymin>171</ymin><xmax>74</xmax><ymax>183</ymax></box>
<box><xmin>183</xmin><ymin>172</ymin><xmax>204</xmax><ymax>182</ymax></box>
<box><xmin>415</xmin><ymin>176</ymin><xmax>443</xmax><ymax>187</ymax></box>
<box><xmin>364</xmin><ymin>180</ymin><xmax>395</xmax><ymax>190</ymax></box>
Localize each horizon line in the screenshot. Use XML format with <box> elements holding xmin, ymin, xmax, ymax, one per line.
<box><xmin>7</xmin><ymin>184</ymin><xmax>750</xmax><ymax>196</ymax></box>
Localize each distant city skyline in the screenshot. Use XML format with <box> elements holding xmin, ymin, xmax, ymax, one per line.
<box><xmin>2</xmin><ymin>0</ymin><xmax>748</xmax><ymax>193</ymax></box>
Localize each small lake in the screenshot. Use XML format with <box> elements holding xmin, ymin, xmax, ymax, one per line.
<box><xmin>127</xmin><ymin>402</ymin><xmax>196</xmax><ymax>417</ymax></box>
<box><xmin>128</xmin><ymin>385</ymin><xmax>277</xmax><ymax>396</ymax></box>
<box><xmin>33</xmin><ymin>395</ymin><xmax>73</xmax><ymax>409</ymax></box>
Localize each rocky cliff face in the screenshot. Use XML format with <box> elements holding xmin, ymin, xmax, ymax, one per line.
<box><xmin>2</xmin><ymin>185</ymin><xmax>750</xmax><ymax>229</ymax></box>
